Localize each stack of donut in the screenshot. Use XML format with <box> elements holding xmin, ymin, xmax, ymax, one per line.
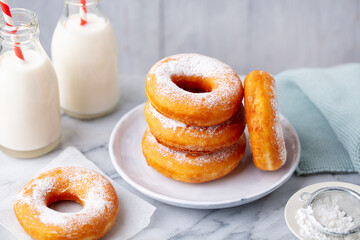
<box><xmin>143</xmin><ymin>54</ymin><xmax>247</xmax><ymax>183</ymax></box>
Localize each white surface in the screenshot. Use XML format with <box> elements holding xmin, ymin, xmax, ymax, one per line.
<box><xmin>285</xmin><ymin>181</ymin><xmax>360</xmax><ymax>240</ymax></box>
<box><xmin>0</xmin><ymin>147</ymin><xmax>155</xmax><ymax>240</ymax></box>
<box><xmin>109</xmin><ymin>103</ymin><xmax>301</xmax><ymax>209</ymax></box>
<box><xmin>0</xmin><ymin>75</ymin><xmax>359</xmax><ymax>239</ymax></box>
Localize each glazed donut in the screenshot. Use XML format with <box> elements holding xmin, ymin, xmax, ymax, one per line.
<box><xmin>145</xmin><ymin>53</ymin><xmax>243</xmax><ymax>126</ymax></box>
<box><xmin>13</xmin><ymin>166</ymin><xmax>119</xmax><ymax>240</ymax></box>
<box><xmin>142</xmin><ymin>128</ymin><xmax>246</xmax><ymax>183</ymax></box>
<box><xmin>244</xmin><ymin>70</ymin><xmax>286</xmax><ymax>171</ymax></box>
<box><xmin>144</xmin><ymin>101</ymin><xmax>246</xmax><ymax>153</ymax></box>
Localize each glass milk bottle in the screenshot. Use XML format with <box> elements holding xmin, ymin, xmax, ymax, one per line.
<box><xmin>0</xmin><ymin>9</ymin><xmax>62</xmax><ymax>158</ymax></box>
<box><xmin>51</xmin><ymin>0</ymin><xmax>120</xmax><ymax>119</ymax></box>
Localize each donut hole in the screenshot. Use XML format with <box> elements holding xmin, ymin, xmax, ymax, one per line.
<box><xmin>48</xmin><ymin>200</ymin><xmax>83</xmax><ymax>213</ymax></box>
<box><xmin>47</xmin><ymin>193</ymin><xmax>83</xmax><ymax>213</ymax></box>
<box><xmin>171</xmin><ymin>75</ymin><xmax>213</xmax><ymax>93</ymax></box>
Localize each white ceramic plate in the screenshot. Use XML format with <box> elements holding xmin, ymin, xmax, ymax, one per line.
<box><xmin>109</xmin><ymin>103</ymin><xmax>301</xmax><ymax>209</ymax></box>
<box><xmin>285</xmin><ymin>181</ymin><xmax>360</xmax><ymax>240</ymax></box>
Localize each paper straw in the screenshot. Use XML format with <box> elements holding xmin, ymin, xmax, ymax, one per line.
<box><xmin>80</xmin><ymin>0</ymin><xmax>87</xmax><ymax>26</ymax></box>
<box><xmin>0</xmin><ymin>0</ymin><xmax>25</xmax><ymax>61</ymax></box>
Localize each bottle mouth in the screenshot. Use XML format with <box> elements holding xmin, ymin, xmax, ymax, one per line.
<box><xmin>64</xmin><ymin>0</ymin><xmax>100</xmax><ymax>7</ymax></box>
<box><xmin>0</xmin><ymin>8</ymin><xmax>39</xmax><ymax>45</ymax></box>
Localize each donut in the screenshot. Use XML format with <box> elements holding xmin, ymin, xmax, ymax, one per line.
<box><xmin>142</xmin><ymin>128</ymin><xmax>246</xmax><ymax>183</ymax></box>
<box><xmin>13</xmin><ymin>166</ymin><xmax>119</xmax><ymax>240</ymax></box>
<box><xmin>145</xmin><ymin>53</ymin><xmax>243</xmax><ymax>126</ymax></box>
<box><xmin>244</xmin><ymin>70</ymin><xmax>286</xmax><ymax>171</ymax></box>
<box><xmin>144</xmin><ymin>101</ymin><xmax>246</xmax><ymax>153</ymax></box>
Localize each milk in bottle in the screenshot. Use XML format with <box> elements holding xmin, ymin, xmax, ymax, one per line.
<box><xmin>0</xmin><ymin>9</ymin><xmax>61</xmax><ymax>158</ymax></box>
<box><xmin>52</xmin><ymin>0</ymin><xmax>120</xmax><ymax>119</ymax></box>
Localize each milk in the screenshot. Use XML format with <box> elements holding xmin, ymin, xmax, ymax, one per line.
<box><xmin>51</xmin><ymin>13</ymin><xmax>120</xmax><ymax>119</ymax></box>
<box><xmin>0</xmin><ymin>50</ymin><xmax>61</xmax><ymax>155</ymax></box>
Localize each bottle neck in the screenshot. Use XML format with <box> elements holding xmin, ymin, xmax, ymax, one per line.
<box><xmin>0</xmin><ymin>8</ymin><xmax>40</xmax><ymax>51</ymax></box>
<box><xmin>63</xmin><ymin>0</ymin><xmax>105</xmax><ymax>21</ymax></box>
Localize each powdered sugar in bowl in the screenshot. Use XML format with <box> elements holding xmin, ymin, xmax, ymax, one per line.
<box><xmin>299</xmin><ymin>186</ymin><xmax>360</xmax><ymax>238</ymax></box>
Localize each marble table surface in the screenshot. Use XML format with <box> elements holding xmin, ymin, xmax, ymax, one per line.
<box><xmin>1</xmin><ymin>75</ymin><xmax>359</xmax><ymax>240</ymax></box>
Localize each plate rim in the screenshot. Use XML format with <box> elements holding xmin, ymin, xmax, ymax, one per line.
<box><xmin>109</xmin><ymin>102</ymin><xmax>301</xmax><ymax>209</ymax></box>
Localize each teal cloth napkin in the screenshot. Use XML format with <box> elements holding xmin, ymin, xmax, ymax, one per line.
<box><xmin>275</xmin><ymin>63</ymin><xmax>360</xmax><ymax>175</ymax></box>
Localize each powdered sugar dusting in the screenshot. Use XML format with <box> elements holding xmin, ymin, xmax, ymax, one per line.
<box><xmin>147</xmin><ymin>101</ymin><xmax>186</xmax><ymax>131</ymax></box>
<box><xmin>145</xmin><ymin>129</ymin><xmax>244</xmax><ymax>166</ymax></box>
<box><xmin>269</xmin><ymin>81</ymin><xmax>287</xmax><ymax>164</ymax></box>
<box><xmin>148</xmin><ymin>54</ymin><xmax>241</xmax><ymax>109</ymax></box>
<box><xmin>296</xmin><ymin>198</ymin><xmax>360</xmax><ymax>240</ymax></box>
<box><xmin>147</xmin><ymin>101</ymin><xmax>227</xmax><ymax>138</ymax></box>
<box><xmin>14</xmin><ymin>167</ymin><xmax>117</xmax><ymax>234</ymax></box>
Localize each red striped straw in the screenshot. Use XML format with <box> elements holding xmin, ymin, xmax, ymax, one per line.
<box><xmin>80</xmin><ymin>0</ymin><xmax>87</xmax><ymax>26</ymax></box>
<box><xmin>0</xmin><ymin>0</ymin><xmax>25</xmax><ymax>61</ymax></box>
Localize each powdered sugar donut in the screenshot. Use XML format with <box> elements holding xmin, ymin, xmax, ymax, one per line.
<box><xmin>244</xmin><ymin>70</ymin><xmax>286</xmax><ymax>171</ymax></box>
<box><xmin>142</xmin><ymin>128</ymin><xmax>246</xmax><ymax>183</ymax></box>
<box><xmin>144</xmin><ymin>101</ymin><xmax>246</xmax><ymax>153</ymax></box>
<box><xmin>145</xmin><ymin>53</ymin><xmax>243</xmax><ymax>126</ymax></box>
<box><xmin>13</xmin><ymin>166</ymin><xmax>119</xmax><ymax>240</ymax></box>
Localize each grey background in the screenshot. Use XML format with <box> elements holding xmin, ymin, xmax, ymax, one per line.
<box><xmin>10</xmin><ymin>0</ymin><xmax>360</xmax><ymax>75</ymax></box>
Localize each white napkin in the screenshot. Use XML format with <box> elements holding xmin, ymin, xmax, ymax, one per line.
<box><xmin>0</xmin><ymin>147</ymin><xmax>156</xmax><ymax>239</ymax></box>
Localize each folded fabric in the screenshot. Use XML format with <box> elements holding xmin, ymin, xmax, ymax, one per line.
<box><xmin>275</xmin><ymin>63</ymin><xmax>360</xmax><ymax>175</ymax></box>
